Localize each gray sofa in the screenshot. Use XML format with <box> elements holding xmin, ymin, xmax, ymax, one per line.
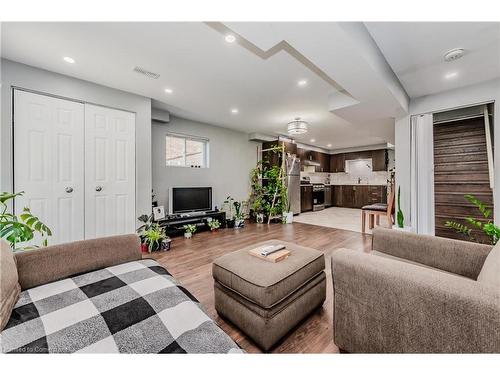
<box><xmin>331</xmin><ymin>227</ymin><xmax>500</xmax><ymax>353</ymax></box>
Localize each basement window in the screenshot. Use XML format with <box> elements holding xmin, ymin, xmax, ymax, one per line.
<box><xmin>165</xmin><ymin>133</ymin><xmax>209</xmax><ymax>168</ymax></box>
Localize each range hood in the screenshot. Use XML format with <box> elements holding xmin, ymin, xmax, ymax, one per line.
<box><xmin>302</xmin><ymin>159</ymin><xmax>320</xmax><ymax>167</ymax></box>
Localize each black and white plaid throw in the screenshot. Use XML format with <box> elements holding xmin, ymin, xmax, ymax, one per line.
<box><xmin>1</xmin><ymin>259</ymin><xmax>242</xmax><ymax>353</ymax></box>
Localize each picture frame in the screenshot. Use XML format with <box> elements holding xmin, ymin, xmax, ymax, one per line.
<box><xmin>153</xmin><ymin>205</ymin><xmax>165</xmax><ymax>221</ymax></box>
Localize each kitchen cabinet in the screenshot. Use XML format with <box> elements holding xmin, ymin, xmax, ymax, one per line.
<box><xmin>262</xmin><ymin>140</ymin><xmax>298</xmax><ymax>167</ymax></box>
<box><xmin>300</xmin><ymin>185</ymin><xmax>313</xmax><ymax>212</ymax></box>
<box><xmin>318</xmin><ymin>152</ymin><xmax>330</xmax><ymax>173</ymax></box>
<box><xmin>333</xmin><ymin>186</ymin><xmax>343</xmax><ymax>206</ymax></box>
<box><xmin>371</xmin><ymin>149</ymin><xmax>387</xmax><ymax>171</ymax></box>
<box><xmin>324</xmin><ymin>185</ymin><xmax>332</xmax><ymax>207</ymax></box>
<box><xmin>297</xmin><ymin>148</ymin><xmax>329</xmax><ymax>172</ymax></box>
<box><xmin>330</xmin><ymin>154</ymin><xmax>345</xmax><ymax>173</ymax></box>
<box><xmin>336</xmin><ymin>185</ymin><xmax>387</xmax><ymax>208</ymax></box>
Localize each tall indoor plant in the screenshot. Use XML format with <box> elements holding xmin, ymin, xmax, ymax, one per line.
<box><xmin>0</xmin><ymin>191</ymin><xmax>52</xmax><ymax>250</ymax></box>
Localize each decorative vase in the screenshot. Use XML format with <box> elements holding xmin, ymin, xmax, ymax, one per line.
<box><xmin>184</xmin><ymin>232</ymin><xmax>192</xmax><ymax>239</ymax></box>
<box><xmin>141</xmin><ymin>243</ymin><xmax>149</xmax><ymax>253</ymax></box>
<box><xmin>283</xmin><ymin>212</ymin><xmax>293</xmax><ymax>224</ymax></box>
<box><xmin>210</xmin><ymin>228</ymin><xmax>218</xmax><ymax>233</ymax></box>
<box><xmin>226</xmin><ymin>219</ymin><xmax>235</xmax><ymax>228</ymax></box>
<box><xmin>234</xmin><ymin>219</ymin><xmax>244</xmax><ymax>228</ymax></box>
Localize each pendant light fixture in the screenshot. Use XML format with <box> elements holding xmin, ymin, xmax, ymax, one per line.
<box><xmin>287</xmin><ymin>117</ymin><xmax>308</xmax><ymax>135</ymax></box>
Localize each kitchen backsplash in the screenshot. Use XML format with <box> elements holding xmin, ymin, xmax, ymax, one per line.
<box><xmin>300</xmin><ymin>171</ymin><xmax>389</xmax><ymax>185</ymax></box>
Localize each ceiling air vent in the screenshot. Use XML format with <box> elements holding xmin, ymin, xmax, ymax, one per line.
<box><xmin>133</xmin><ymin>66</ymin><xmax>160</xmax><ymax>79</ymax></box>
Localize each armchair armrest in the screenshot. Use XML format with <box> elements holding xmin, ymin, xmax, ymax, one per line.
<box><xmin>331</xmin><ymin>249</ymin><xmax>500</xmax><ymax>353</ymax></box>
<box><xmin>372</xmin><ymin>227</ymin><xmax>492</xmax><ymax>279</ymax></box>
<box><xmin>14</xmin><ymin>234</ymin><xmax>141</xmax><ymax>290</ymax></box>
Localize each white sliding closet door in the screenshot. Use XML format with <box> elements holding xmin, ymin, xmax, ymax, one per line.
<box><xmin>14</xmin><ymin>90</ymin><xmax>85</xmax><ymax>245</ymax></box>
<box><xmin>85</xmin><ymin>104</ymin><xmax>136</xmax><ymax>239</ymax></box>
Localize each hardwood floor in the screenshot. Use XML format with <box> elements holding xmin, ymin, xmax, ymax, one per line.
<box><xmin>149</xmin><ymin>221</ymin><xmax>372</xmax><ymax>353</ymax></box>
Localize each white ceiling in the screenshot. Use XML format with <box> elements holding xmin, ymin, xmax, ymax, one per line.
<box><xmin>4</xmin><ymin>22</ymin><xmax>495</xmax><ymax>150</ymax></box>
<box><xmin>365</xmin><ymin>22</ymin><xmax>500</xmax><ymax>98</ymax></box>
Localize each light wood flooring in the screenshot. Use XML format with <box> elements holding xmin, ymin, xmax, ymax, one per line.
<box><xmin>149</xmin><ymin>221</ymin><xmax>372</xmax><ymax>353</ymax></box>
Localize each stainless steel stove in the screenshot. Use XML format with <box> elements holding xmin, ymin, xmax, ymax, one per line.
<box><xmin>312</xmin><ymin>183</ymin><xmax>325</xmax><ymax>211</ymax></box>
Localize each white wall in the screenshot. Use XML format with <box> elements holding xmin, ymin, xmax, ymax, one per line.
<box><xmin>152</xmin><ymin>116</ymin><xmax>259</xmax><ymax>213</ymax></box>
<box><xmin>0</xmin><ymin>59</ymin><xmax>152</xmax><ymax>218</ymax></box>
<box><xmin>395</xmin><ymin>78</ymin><xmax>500</xmax><ymax>228</ymax></box>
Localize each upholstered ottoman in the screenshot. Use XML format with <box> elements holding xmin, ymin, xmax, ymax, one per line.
<box><xmin>212</xmin><ymin>240</ymin><xmax>326</xmax><ymax>350</ymax></box>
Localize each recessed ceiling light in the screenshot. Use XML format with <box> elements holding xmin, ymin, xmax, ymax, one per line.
<box><xmin>327</xmin><ymin>144</ymin><xmax>332</xmax><ymax>147</ymax></box>
<box><xmin>164</xmin><ymin>88</ymin><xmax>173</xmax><ymax>94</ymax></box>
<box><xmin>225</xmin><ymin>34</ymin><xmax>236</xmax><ymax>43</ymax></box>
<box><xmin>444</xmin><ymin>72</ymin><xmax>458</xmax><ymax>80</ymax></box>
<box><xmin>310</xmin><ymin>139</ymin><xmax>316</xmax><ymax>143</ymax></box>
<box><xmin>231</xmin><ymin>108</ymin><xmax>239</xmax><ymax>114</ymax></box>
<box><xmin>298</xmin><ymin>80</ymin><xmax>308</xmax><ymax>87</ymax></box>
<box><xmin>63</xmin><ymin>56</ymin><xmax>75</xmax><ymax>64</ymax></box>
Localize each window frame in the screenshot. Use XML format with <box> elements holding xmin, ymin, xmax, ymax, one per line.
<box><xmin>165</xmin><ymin>132</ymin><xmax>209</xmax><ymax>168</ymax></box>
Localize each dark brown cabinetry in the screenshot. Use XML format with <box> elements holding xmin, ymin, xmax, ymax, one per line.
<box><xmin>300</xmin><ymin>185</ymin><xmax>313</xmax><ymax>212</ymax></box>
<box><xmin>371</xmin><ymin>149</ymin><xmax>388</xmax><ymax>171</ymax></box>
<box><xmin>333</xmin><ymin>186</ymin><xmax>343</xmax><ymax>206</ymax></box>
<box><xmin>336</xmin><ymin>185</ymin><xmax>387</xmax><ymax>208</ymax></box>
<box><xmin>330</xmin><ymin>154</ymin><xmax>345</xmax><ymax>173</ymax></box>
<box><xmin>297</xmin><ymin>148</ymin><xmax>330</xmax><ymax>172</ymax></box>
<box><xmin>262</xmin><ymin>140</ymin><xmax>298</xmax><ymax>167</ymax></box>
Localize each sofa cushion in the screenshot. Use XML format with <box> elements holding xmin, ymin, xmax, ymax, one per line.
<box><xmin>212</xmin><ymin>240</ymin><xmax>325</xmax><ymax>308</ymax></box>
<box><xmin>477</xmin><ymin>243</ymin><xmax>500</xmax><ymax>288</ymax></box>
<box><xmin>0</xmin><ymin>240</ymin><xmax>21</xmax><ymax>331</ymax></box>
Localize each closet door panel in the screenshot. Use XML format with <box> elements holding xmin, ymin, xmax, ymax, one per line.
<box><xmin>85</xmin><ymin>104</ymin><xmax>136</xmax><ymax>239</ymax></box>
<box><xmin>14</xmin><ymin>90</ymin><xmax>84</xmax><ymax>246</ymax></box>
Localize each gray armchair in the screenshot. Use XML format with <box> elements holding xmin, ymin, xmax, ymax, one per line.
<box><xmin>331</xmin><ymin>227</ymin><xmax>500</xmax><ymax>353</ymax></box>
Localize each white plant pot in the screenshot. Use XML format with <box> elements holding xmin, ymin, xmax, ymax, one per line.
<box><xmin>283</xmin><ymin>212</ymin><xmax>294</xmax><ymax>224</ymax></box>
<box><xmin>184</xmin><ymin>232</ymin><xmax>193</xmax><ymax>239</ymax></box>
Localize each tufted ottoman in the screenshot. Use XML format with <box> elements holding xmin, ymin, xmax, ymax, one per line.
<box><xmin>212</xmin><ymin>240</ymin><xmax>326</xmax><ymax>351</ymax></box>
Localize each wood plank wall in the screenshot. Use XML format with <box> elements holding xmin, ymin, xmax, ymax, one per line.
<box><xmin>433</xmin><ymin>117</ymin><xmax>494</xmax><ymax>243</ymax></box>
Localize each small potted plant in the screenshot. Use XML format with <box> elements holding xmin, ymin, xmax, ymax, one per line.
<box><xmin>143</xmin><ymin>224</ymin><xmax>169</xmax><ymax>253</ymax></box>
<box><xmin>208</xmin><ymin>219</ymin><xmax>221</xmax><ymax>232</ymax></box>
<box><xmin>183</xmin><ymin>224</ymin><xmax>197</xmax><ymax>238</ymax></box>
<box><xmin>137</xmin><ymin>214</ymin><xmax>170</xmax><ymax>252</ymax></box>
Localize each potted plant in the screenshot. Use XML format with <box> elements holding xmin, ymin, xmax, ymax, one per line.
<box><xmin>0</xmin><ymin>191</ymin><xmax>52</xmax><ymax>250</ymax></box>
<box><xmin>183</xmin><ymin>224</ymin><xmax>197</xmax><ymax>238</ymax></box>
<box><xmin>208</xmin><ymin>219</ymin><xmax>221</xmax><ymax>232</ymax></box>
<box><xmin>252</xmin><ymin>197</ymin><xmax>265</xmax><ymax>224</ymax></box>
<box><xmin>137</xmin><ymin>214</ymin><xmax>170</xmax><ymax>252</ymax></box>
<box><xmin>143</xmin><ymin>224</ymin><xmax>169</xmax><ymax>253</ymax></box>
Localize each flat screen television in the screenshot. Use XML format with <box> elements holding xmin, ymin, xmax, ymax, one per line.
<box><xmin>172</xmin><ymin>187</ymin><xmax>212</xmax><ymax>213</ymax></box>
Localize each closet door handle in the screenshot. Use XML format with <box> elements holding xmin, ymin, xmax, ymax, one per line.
<box><xmin>95</xmin><ymin>186</ymin><xmax>103</xmax><ymax>192</ymax></box>
<box><xmin>65</xmin><ymin>187</ymin><xmax>73</xmax><ymax>193</ymax></box>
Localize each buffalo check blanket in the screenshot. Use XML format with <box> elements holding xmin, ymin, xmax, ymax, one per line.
<box><xmin>1</xmin><ymin>259</ymin><xmax>242</xmax><ymax>353</ymax></box>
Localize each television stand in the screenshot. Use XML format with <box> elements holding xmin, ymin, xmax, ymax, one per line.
<box><xmin>156</xmin><ymin>211</ymin><xmax>226</xmax><ymax>237</ymax></box>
